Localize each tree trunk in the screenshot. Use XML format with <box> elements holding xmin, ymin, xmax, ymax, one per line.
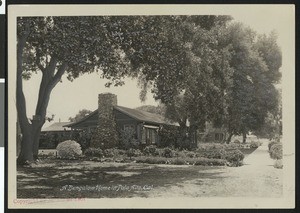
<box><xmin>32</xmin><ymin>121</ymin><xmax>44</xmax><ymax>160</ymax></box>
<box><xmin>226</xmin><ymin>133</ymin><xmax>233</xmax><ymax>144</ymax></box>
<box><xmin>17</xmin><ymin>131</ymin><xmax>34</xmax><ymax>165</ymax></box>
<box><xmin>16</xmin><ymin>22</ymin><xmax>32</xmax><ymax>165</ymax></box>
<box><xmin>242</xmin><ymin>132</ymin><xmax>247</xmax><ymax>143</ymax></box>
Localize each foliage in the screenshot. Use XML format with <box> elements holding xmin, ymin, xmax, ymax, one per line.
<box><xmin>135</xmin><ymin>105</ymin><xmax>166</xmax><ymax>117</ymax></box>
<box><xmin>118</xmin><ymin>128</ymin><xmax>139</xmax><ymax>150</ymax></box>
<box><xmin>171</xmin><ymin>158</ymin><xmax>186</xmax><ymax>165</ymax></box>
<box><xmin>126</xmin><ymin>148</ymin><xmax>143</xmax><ymax>158</ymax></box>
<box><xmin>225</xmin><ymin>24</ymin><xmax>282</xmax><ymax>141</ymax></box>
<box><xmin>200</xmin><ymin>148</ymin><xmax>227</xmax><ymax>159</ymax></box>
<box><xmin>161</xmin><ymin>147</ymin><xmax>174</xmax><ymax>158</ymax></box>
<box><xmin>197</xmin><ymin>143</ymin><xmax>225</xmax><ymax>151</ymax></box>
<box><xmin>226</xmin><ymin>143</ymin><xmax>240</xmax><ymax>149</ymax></box>
<box><xmin>136</xmin><ymin>157</ymin><xmax>168</xmax><ymax>164</ymax></box>
<box><xmin>225</xmin><ymin>149</ymin><xmax>244</xmax><ymax>166</ymax></box>
<box><xmin>274</xmin><ymin>159</ymin><xmax>283</xmax><ymax>169</ymax></box>
<box><xmin>102</xmin><ymin>148</ymin><xmax>120</xmax><ymax>158</ymax></box>
<box><xmin>56</xmin><ymin>140</ymin><xmax>82</xmax><ymax>159</ymax></box>
<box><xmin>70</xmin><ymin>130</ymin><xmax>93</xmax><ymax>151</ymax></box>
<box><xmin>250</xmin><ymin>140</ymin><xmax>262</xmax><ymax>148</ymax></box>
<box><xmin>84</xmin><ymin>147</ymin><xmax>103</xmax><ymax>158</ymax></box>
<box><xmin>38</xmin><ymin>150</ymin><xmax>56</xmax><ymax>159</ymax></box>
<box><xmin>269</xmin><ymin>143</ymin><xmax>283</xmax><ymax>160</ymax></box>
<box><xmin>143</xmin><ymin>145</ymin><xmax>160</xmax><ymax>156</ymax></box>
<box><xmin>17</xmin><ymin>15</ymin><xmax>281</xmax><ymax>164</ymax></box>
<box><xmin>176</xmin><ymin>137</ymin><xmax>195</xmax><ymax>150</ymax></box>
<box><xmin>157</xmin><ymin>125</ymin><xmax>179</xmax><ymax>148</ymax></box>
<box><xmin>181</xmin><ymin>150</ymin><xmax>198</xmax><ymax>158</ymax></box>
<box><xmin>254</xmin><ymin>91</ymin><xmax>282</xmax><ymax>140</ymax></box>
<box><xmin>268</xmin><ymin>140</ymin><xmax>279</xmax><ymax>151</ymax></box>
<box><xmin>135</xmin><ymin>156</ymin><xmax>226</xmax><ymax>166</ymax></box>
<box><xmin>68</xmin><ymin>109</ymin><xmax>93</xmax><ymax>122</ymax></box>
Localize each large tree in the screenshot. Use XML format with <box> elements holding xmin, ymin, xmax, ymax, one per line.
<box><xmin>224</xmin><ymin>24</ymin><xmax>282</xmax><ymax>143</ymax></box>
<box><xmin>17</xmin><ymin>16</ymin><xmax>160</xmax><ymax>164</ymax></box>
<box><xmin>135</xmin><ymin>16</ymin><xmax>234</xmax><ymax>137</ymax></box>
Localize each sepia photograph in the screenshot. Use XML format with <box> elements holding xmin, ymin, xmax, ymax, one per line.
<box><xmin>7</xmin><ymin>4</ymin><xmax>295</xmax><ymax>209</ymax></box>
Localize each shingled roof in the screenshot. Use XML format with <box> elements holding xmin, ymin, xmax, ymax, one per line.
<box><xmin>114</xmin><ymin>106</ymin><xmax>174</xmax><ymax>125</ymax></box>
<box><xmin>41</xmin><ymin>122</ymin><xmax>72</xmax><ymax>132</ymax></box>
<box><xmin>66</xmin><ymin>105</ymin><xmax>178</xmax><ymax>128</ymax></box>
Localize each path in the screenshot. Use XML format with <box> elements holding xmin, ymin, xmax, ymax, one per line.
<box><xmin>145</xmin><ymin>139</ymin><xmax>283</xmax><ymax>197</ymax></box>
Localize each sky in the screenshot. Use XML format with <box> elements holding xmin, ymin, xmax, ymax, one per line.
<box><xmin>22</xmin><ymin>7</ymin><xmax>294</xmax><ymax>128</ymax></box>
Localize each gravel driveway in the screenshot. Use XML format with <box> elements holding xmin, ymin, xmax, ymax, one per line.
<box><xmin>145</xmin><ymin>139</ymin><xmax>283</xmax><ymax>197</ymax></box>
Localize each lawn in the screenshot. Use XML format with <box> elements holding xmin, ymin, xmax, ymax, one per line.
<box><xmin>17</xmin><ymin>159</ymin><xmax>224</xmax><ymax>198</ymax></box>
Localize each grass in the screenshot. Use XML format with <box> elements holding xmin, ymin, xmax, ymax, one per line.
<box><xmin>17</xmin><ymin>159</ymin><xmax>224</xmax><ymax>198</ymax></box>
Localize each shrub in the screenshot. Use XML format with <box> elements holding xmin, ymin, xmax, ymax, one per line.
<box><xmin>118</xmin><ymin>128</ymin><xmax>139</xmax><ymax>149</ymax></box>
<box><xmin>176</xmin><ymin>137</ymin><xmax>195</xmax><ymax>150</ymax></box>
<box><xmin>268</xmin><ymin>141</ymin><xmax>278</xmax><ymax>151</ymax></box>
<box><xmin>84</xmin><ymin>147</ymin><xmax>103</xmax><ymax>158</ymax></box>
<box><xmin>38</xmin><ymin>150</ymin><xmax>56</xmax><ymax>159</ymax></box>
<box><xmin>135</xmin><ymin>156</ymin><xmax>226</xmax><ymax>166</ymax></box>
<box><xmin>162</xmin><ymin>147</ymin><xmax>174</xmax><ymax>158</ymax></box>
<box><xmin>184</xmin><ymin>150</ymin><xmax>198</xmax><ymax>158</ymax></box>
<box><xmin>269</xmin><ymin>143</ymin><xmax>282</xmax><ymax>160</ymax></box>
<box><xmin>143</xmin><ymin>145</ymin><xmax>159</xmax><ymax>156</ymax></box>
<box><xmin>197</xmin><ymin>143</ymin><xmax>225</xmax><ymax>151</ymax></box>
<box><xmin>226</xmin><ymin>143</ymin><xmax>240</xmax><ymax>149</ymax></box>
<box><xmin>201</xmin><ymin>148</ymin><xmax>227</xmax><ymax>159</ymax></box>
<box><xmin>225</xmin><ymin>149</ymin><xmax>244</xmax><ymax>166</ymax></box>
<box><xmin>250</xmin><ymin>140</ymin><xmax>261</xmax><ymax>148</ymax></box>
<box><xmin>70</xmin><ymin>130</ymin><xmax>93</xmax><ymax>152</ymax></box>
<box><xmin>103</xmin><ymin>148</ymin><xmax>120</xmax><ymax>158</ymax></box>
<box><xmin>56</xmin><ymin>140</ymin><xmax>82</xmax><ymax>159</ymax></box>
<box><xmin>170</xmin><ymin>158</ymin><xmax>186</xmax><ymax>165</ymax></box>
<box><xmin>117</xmin><ymin>149</ymin><xmax>126</xmax><ymax>155</ymax></box>
<box><xmin>274</xmin><ymin>159</ymin><xmax>283</xmax><ymax>169</ymax></box>
<box><xmin>126</xmin><ymin>148</ymin><xmax>143</xmax><ymax>158</ymax></box>
<box><xmin>136</xmin><ymin>157</ymin><xmax>167</xmax><ymax>164</ymax></box>
<box><xmin>158</xmin><ymin>125</ymin><xmax>179</xmax><ymax>148</ymax></box>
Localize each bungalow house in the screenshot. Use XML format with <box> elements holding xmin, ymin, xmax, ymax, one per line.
<box><xmin>65</xmin><ymin>93</ymin><xmax>178</xmax><ymax>147</ymax></box>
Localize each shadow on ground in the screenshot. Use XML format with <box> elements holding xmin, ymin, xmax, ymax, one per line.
<box><xmin>17</xmin><ymin>159</ymin><xmax>225</xmax><ymax>198</ymax></box>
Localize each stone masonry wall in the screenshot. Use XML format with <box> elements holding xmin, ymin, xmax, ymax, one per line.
<box><xmin>90</xmin><ymin>93</ymin><xmax>119</xmax><ymax>149</ymax></box>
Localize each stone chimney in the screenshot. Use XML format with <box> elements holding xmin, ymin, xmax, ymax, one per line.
<box><xmin>98</xmin><ymin>93</ymin><xmax>117</xmax><ymax>119</ymax></box>
<box><xmin>90</xmin><ymin>93</ymin><xmax>119</xmax><ymax>149</ymax></box>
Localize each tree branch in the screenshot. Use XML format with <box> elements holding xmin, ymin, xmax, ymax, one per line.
<box><xmin>51</xmin><ymin>62</ymin><xmax>68</xmax><ymax>86</ymax></box>
<box><xmin>34</xmin><ymin>62</ymin><xmax>68</xmax><ymax>122</ymax></box>
<box><xmin>35</xmin><ymin>48</ymin><xmax>45</xmax><ymax>72</ymax></box>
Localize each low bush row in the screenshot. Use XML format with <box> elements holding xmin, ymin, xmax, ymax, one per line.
<box><xmin>135</xmin><ymin>156</ymin><xmax>227</xmax><ymax>166</ymax></box>
<box><xmin>53</xmin><ymin>140</ymin><xmax>245</xmax><ymax>166</ymax></box>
